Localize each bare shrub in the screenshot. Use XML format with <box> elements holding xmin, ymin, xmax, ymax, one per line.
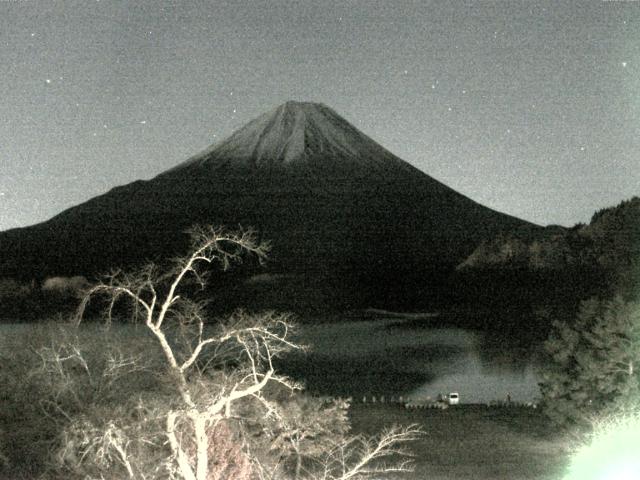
<box><xmin>0</xmin><ymin>277</ymin><xmax>33</xmax><ymax>300</ymax></box>
<box><xmin>317</xmin><ymin>424</ymin><xmax>424</xmax><ymax>480</ymax></box>
<box><xmin>0</xmin><ymin>321</ymin><xmax>164</xmax><ymax>478</ymax></box>
<box><xmin>42</xmin><ymin>276</ymin><xmax>89</xmax><ymax>298</ymax></box>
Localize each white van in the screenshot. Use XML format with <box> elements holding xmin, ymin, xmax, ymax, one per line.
<box><xmin>447</xmin><ymin>392</ymin><xmax>460</xmax><ymax>405</ymax></box>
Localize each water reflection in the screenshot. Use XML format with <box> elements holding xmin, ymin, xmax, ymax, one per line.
<box><xmin>407</xmin><ymin>354</ymin><xmax>541</xmax><ymax>404</ymax></box>
<box><xmin>285</xmin><ymin>317</ymin><xmax>542</xmax><ymax>403</ymax></box>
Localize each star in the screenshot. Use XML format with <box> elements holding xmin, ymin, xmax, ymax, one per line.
<box><xmin>45</xmin><ymin>79</ymin><xmax>51</xmax><ymax>84</ymax></box>
<box><xmin>621</xmin><ymin>61</ymin><xmax>627</xmax><ymax>68</ymax></box>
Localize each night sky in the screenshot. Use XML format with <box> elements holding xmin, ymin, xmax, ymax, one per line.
<box><xmin>1</xmin><ymin>0</ymin><xmax>638</xmax><ymax>231</ymax></box>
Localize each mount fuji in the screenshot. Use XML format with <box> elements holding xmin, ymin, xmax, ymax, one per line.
<box><xmin>0</xmin><ymin>101</ymin><xmax>536</xmax><ymax>309</ymax></box>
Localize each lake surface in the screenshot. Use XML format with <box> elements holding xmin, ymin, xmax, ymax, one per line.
<box><xmin>1</xmin><ymin>316</ymin><xmax>544</xmax><ymax>404</ymax></box>
<box><xmin>284</xmin><ymin>317</ymin><xmax>543</xmax><ymax>404</ymax></box>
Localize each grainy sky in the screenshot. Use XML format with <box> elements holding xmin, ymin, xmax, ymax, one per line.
<box><xmin>1</xmin><ymin>0</ymin><xmax>638</xmax><ymax>231</ymax></box>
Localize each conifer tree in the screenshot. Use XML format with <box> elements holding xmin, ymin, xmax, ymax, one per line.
<box><xmin>540</xmin><ymin>297</ymin><xmax>640</xmax><ymax>426</ymax></box>
<box><xmin>540</xmin><ymin>296</ymin><xmax>640</xmax><ymax>429</ymax></box>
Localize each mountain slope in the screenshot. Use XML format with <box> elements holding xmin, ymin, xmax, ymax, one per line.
<box><xmin>457</xmin><ymin>197</ymin><xmax>639</xmax><ymax>297</ymax></box>
<box><xmin>0</xmin><ymin>101</ymin><xmax>536</xmax><ymax>308</ymax></box>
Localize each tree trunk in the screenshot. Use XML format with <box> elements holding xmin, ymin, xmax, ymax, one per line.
<box><xmin>294</xmin><ymin>442</ymin><xmax>302</xmax><ymax>480</ymax></box>
<box><xmin>193</xmin><ymin>416</ymin><xmax>209</xmax><ymax>480</ymax></box>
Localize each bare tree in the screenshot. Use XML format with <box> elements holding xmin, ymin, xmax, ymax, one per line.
<box><xmin>75</xmin><ymin>227</ymin><xmax>293</xmax><ymax>480</ymax></box>
<box><xmin>68</xmin><ymin>226</ymin><xmax>422</xmax><ymax>480</ymax></box>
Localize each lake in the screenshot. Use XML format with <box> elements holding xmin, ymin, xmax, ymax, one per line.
<box><xmin>282</xmin><ymin>316</ymin><xmax>543</xmax><ymax>404</ymax></box>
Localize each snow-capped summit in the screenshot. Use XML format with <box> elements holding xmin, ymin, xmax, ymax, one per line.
<box><xmin>173</xmin><ymin>101</ymin><xmax>407</xmax><ymax>172</ymax></box>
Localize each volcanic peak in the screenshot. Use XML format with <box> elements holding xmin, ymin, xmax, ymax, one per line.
<box><xmin>173</xmin><ymin>101</ymin><xmax>403</xmax><ymax>171</ymax></box>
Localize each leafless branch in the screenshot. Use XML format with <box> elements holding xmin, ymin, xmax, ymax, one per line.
<box><xmin>317</xmin><ymin>424</ymin><xmax>424</xmax><ymax>480</ymax></box>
